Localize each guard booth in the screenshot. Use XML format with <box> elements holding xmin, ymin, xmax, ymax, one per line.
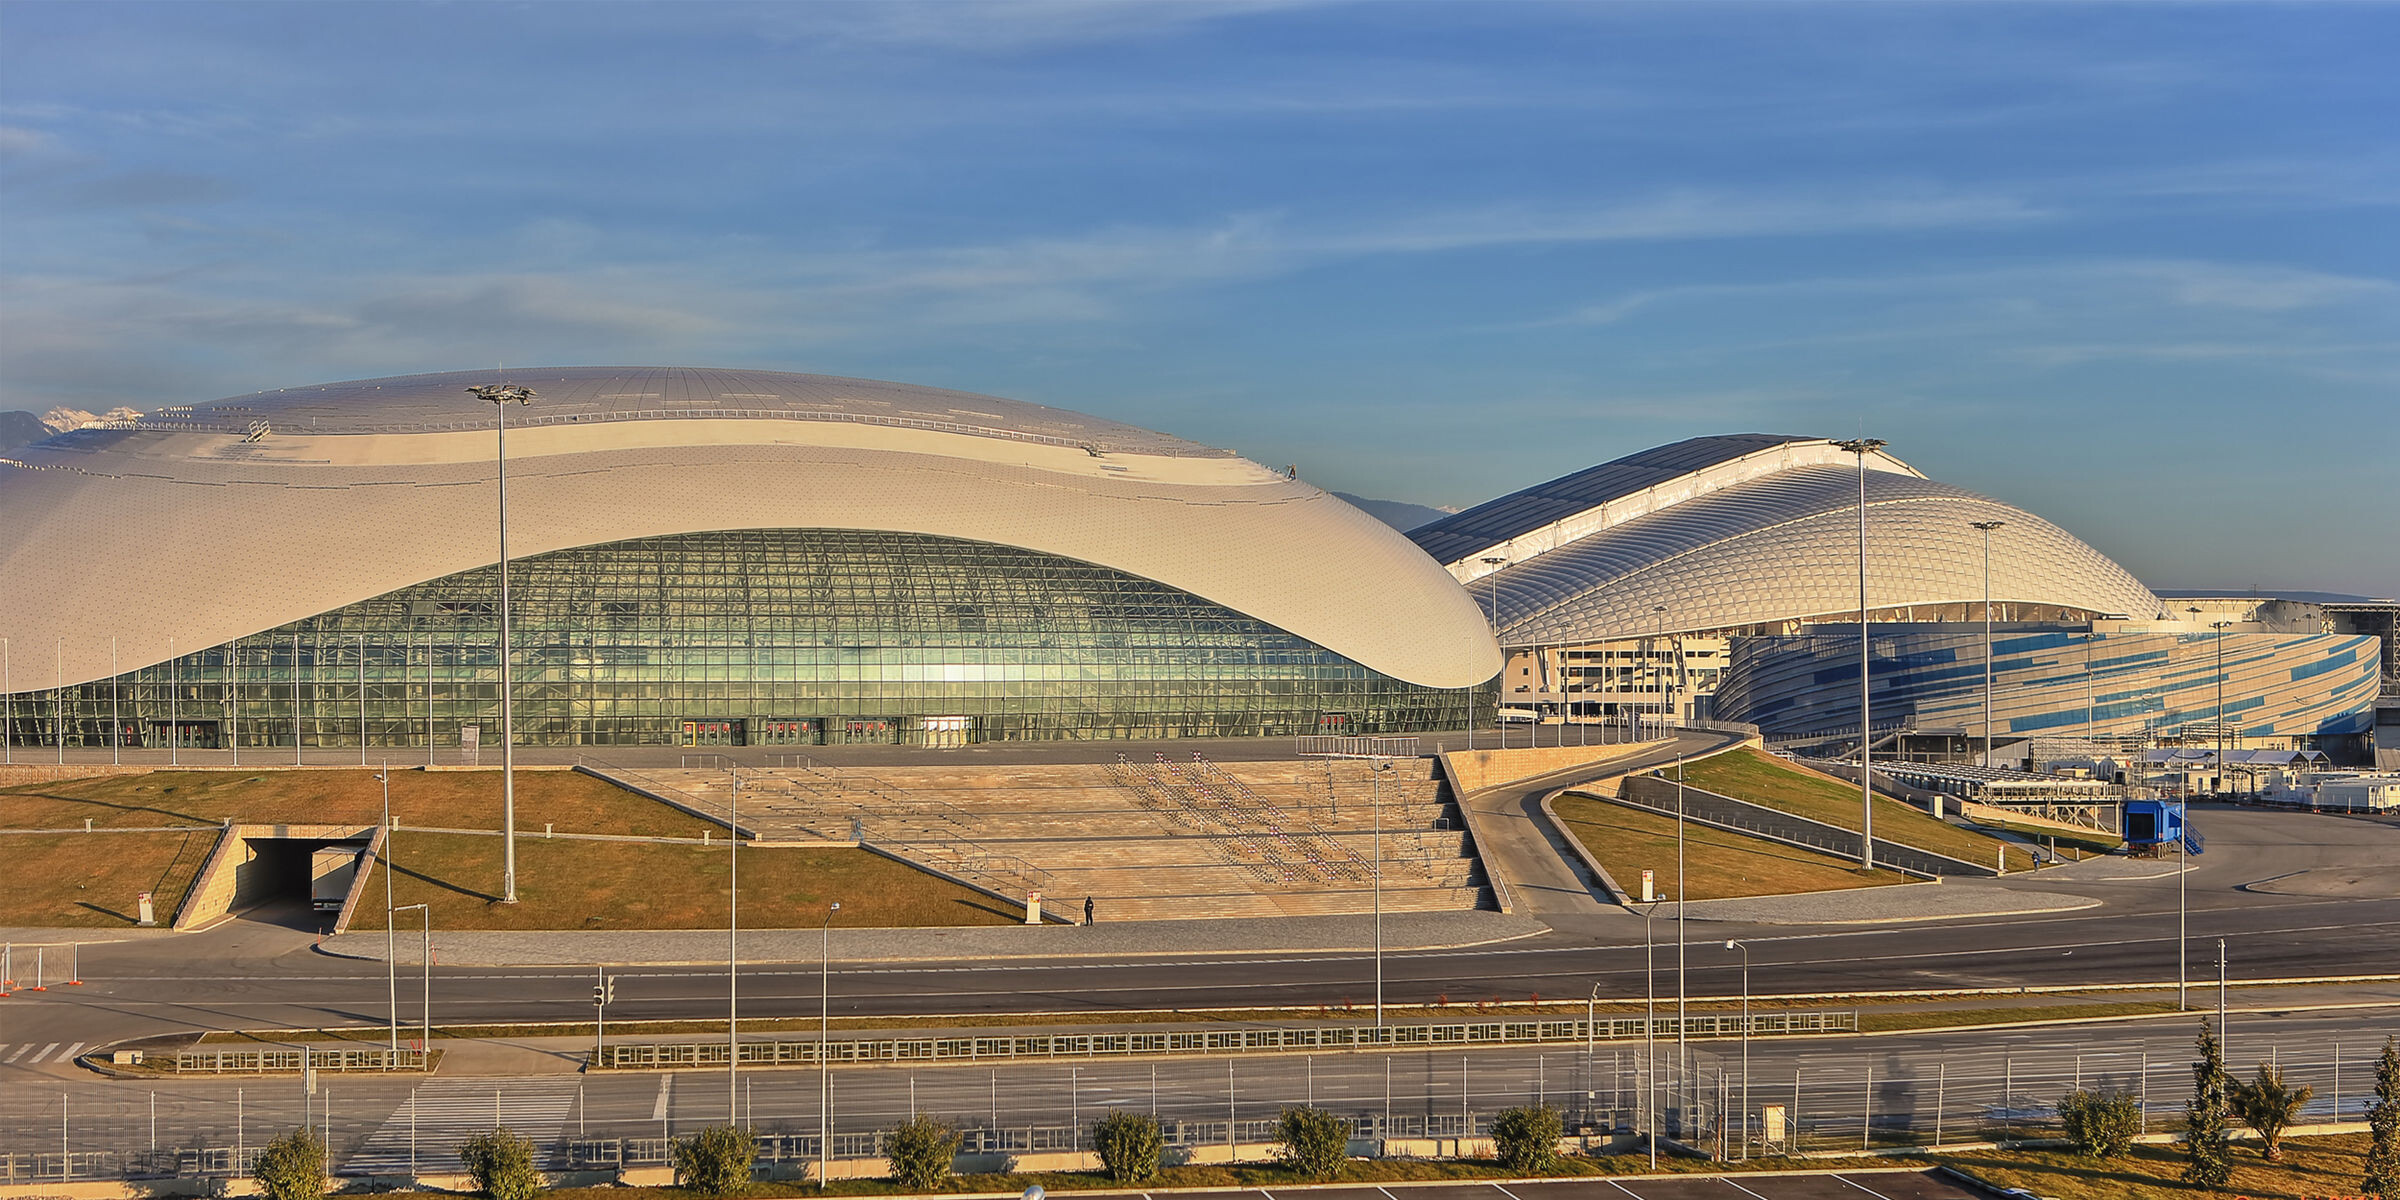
<box><xmin>2122</xmin><ymin>798</ymin><xmax>2187</xmax><ymax>857</ymax></box>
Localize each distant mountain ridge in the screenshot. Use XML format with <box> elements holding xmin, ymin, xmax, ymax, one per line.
<box><xmin>0</xmin><ymin>410</ymin><xmax>50</xmax><ymax>453</ymax></box>
<box><xmin>1333</xmin><ymin>491</ymin><xmax>1454</xmax><ymax>532</ymax></box>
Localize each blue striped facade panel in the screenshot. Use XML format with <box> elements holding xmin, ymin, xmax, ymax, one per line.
<box><xmin>1716</xmin><ymin>627</ymin><xmax>2379</xmax><ymax>743</ymax></box>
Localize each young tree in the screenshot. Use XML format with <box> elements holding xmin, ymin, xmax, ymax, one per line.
<box><xmin>882</xmin><ymin>1113</ymin><xmax>964</xmax><ymax>1190</ymax></box>
<box><xmin>458</xmin><ymin>1127</ymin><xmax>542</xmax><ymax>1200</ymax></box>
<box><xmin>2366</xmin><ymin>1035</ymin><xmax>2400</xmax><ymax>1199</ymax></box>
<box><xmin>1491</xmin><ymin>1104</ymin><xmax>1565</xmax><ymax>1174</ymax></box>
<box><xmin>1273</xmin><ymin>1106</ymin><xmax>1353</xmax><ymax>1180</ymax></box>
<box><xmin>2058</xmin><ymin>1090</ymin><xmax>2144</xmax><ymax>1159</ymax></box>
<box><xmin>671</xmin><ymin>1125</ymin><xmax>757</xmax><ymax>1195</ymax></box>
<box><xmin>2230</xmin><ymin>1063</ymin><xmax>2315</xmax><ymax>1162</ymax></box>
<box><xmin>253</xmin><ymin>1129</ymin><xmax>328</xmax><ymax>1200</ymax></box>
<box><xmin>2183</xmin><ymin>1019</ymin><xmax>2234</xmax><ymax>1188</ymax></box>
<box><xmin>1091</xmin><ymin>1110</ymin><xmax>1165</xmax><ymax>1185</ymax></box>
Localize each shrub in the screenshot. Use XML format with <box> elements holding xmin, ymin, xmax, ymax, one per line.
<box><xmin>671</xmin><ymin>1125</ymin><xmax>757</xmax><ymax>1195</ymax></box>
<box><xmin>253</xmin><ymin>1129</ymin><xmax>327</xmax><ymax>1200</ymax></box>
<box><xmin>2231</xmin><ymin>1063</ymin><xmax>2315</xmax><ymax>1162</ymax></box>
<box><xmin>2184</xmin><ymin>1019</ymin><xmax>2234</xmax><ymax>1188</ymax></box>
<box><xmin>1491</xmin><ymin>1104</ymin><xmax>1565</xmax><ymax>1173</ymax></box>
<box><xmin>882</xmin><ymin>1113</ymin><xmax>964</xmax><ymax>1190</ymax></box>
<box><xmin>1274</xmin><ymin>1106</ymin><xmax>1352</xmax><ymax>1180</ymax></box>
<box><xmin>2057</xmin><ymin>1090</ymin><xmax>2143</xmax><ymax>1159</ymax></box>
<box><xmin>458</xmin><ymin>1127</ymin><xmax>542</xmax><ymax>1200</ymax></box>
<box><xmin>2367</xmin><ymin>1035</ymin><xmax>2399</xmax><ymax>1199</ymax></box>
<box><xmin>1091</xmin><ymin>1110</ymin><xmax>1165</xmax><ymax>1185</ymax></box>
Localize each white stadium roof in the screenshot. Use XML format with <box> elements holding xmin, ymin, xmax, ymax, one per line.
<box><xmin>1</xmin><ymin>367</ymin><xmax>1500</xmax><ymax>690</ymax></box>
<box><xmin>1410</xmin><ymin>434</ymin><xmax>2161</xmax><ymax>644</ymax></box>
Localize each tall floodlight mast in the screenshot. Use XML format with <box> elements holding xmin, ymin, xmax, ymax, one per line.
<box><xmin>467</xmin><ymin>382</ymin><xmax>536</xmax><ymax>904</ymax></box>
<box><xmin>1971</xmin><ymin>521</ymin><xmax>2007</xmax><ymax>769</ymax></box>
<box><xmin>1832</xmin><ymin>438</ymin><xmax>1886</xmax><ymax>870</ymax></box>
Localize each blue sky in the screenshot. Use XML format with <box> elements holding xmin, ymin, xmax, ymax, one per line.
<box><xmin>3</xmin><ymin>1</ymin><xmax>2394</xmax><ymax>595</ymax></box>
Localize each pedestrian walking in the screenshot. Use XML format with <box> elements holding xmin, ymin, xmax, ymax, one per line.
<box><xmin>1085</xmin><ymin>895</ymin><xmax>1096</xmax><ymax>925</ymax></box>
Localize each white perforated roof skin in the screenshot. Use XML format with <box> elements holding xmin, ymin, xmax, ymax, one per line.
<box><xmin>1478</xmin><ymin>465</ymin><xmax>2160</xmax><ymax>644</ymax></box>
<box><xmin>1</xmin><ymin>368</ymin><xmax>1499</xmax><ymax>690</ymax></box>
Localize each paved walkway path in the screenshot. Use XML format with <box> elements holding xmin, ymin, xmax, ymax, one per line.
<box><xmin>1663</xmin><ymin>879</ymin><xmax>2100</xmax><ymax>925</ymax></box>
<box><xmin>320</xmin><ymin>908</ymin><xmax>1551</xmax><ymax>967</ymax></box>
<box><xmin>1459</xmin><ymin>731</ymin><xmax>1748</xmax><ymax>917</ymax></box>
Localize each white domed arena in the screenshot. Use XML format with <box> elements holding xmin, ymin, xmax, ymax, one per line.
<box><xmin>0</xmin><ymin>368</ymin><xmax>1501</xmax><ymax>750</ymax></box>
<box><xmin>1409</xmin><ymin>435</ymin><xmax>2381</xmax><ymax>756</ymax></box>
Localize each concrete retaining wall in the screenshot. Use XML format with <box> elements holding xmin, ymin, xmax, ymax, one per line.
<box><xmin>171</xmin><ymin>823</ymin><xmax>374</xmax><ymax>930</ymax></box>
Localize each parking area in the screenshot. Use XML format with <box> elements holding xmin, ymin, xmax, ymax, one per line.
<box><xmin>1072</xmin><ymin>1168</ymin><xmax>1986</xmax><ymax>1200</ymax></box>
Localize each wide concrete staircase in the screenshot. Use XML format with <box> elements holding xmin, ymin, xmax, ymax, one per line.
<box><xmin>584</xmin><ymin>757</ymin><xmax>1488</xmax><ymax>921</ymax></box>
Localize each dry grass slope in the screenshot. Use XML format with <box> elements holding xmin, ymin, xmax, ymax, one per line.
<box><xmin>1551</xmin><ymin>793</ymin><xmax>1911</xmax><ymax>900</ymax></box>
<box><xmin>1668</xmin><ymin>748</ymin><xmax>2036</xmax><ymax>871</ymax></box>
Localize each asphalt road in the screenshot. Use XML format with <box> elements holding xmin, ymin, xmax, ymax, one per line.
<box><xmin>7</xmin><ymin>805</ymin><xmax>2398</xmax><ymax>1074</ymax></box>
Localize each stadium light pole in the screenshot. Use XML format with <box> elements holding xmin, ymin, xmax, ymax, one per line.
<box><xmin>110</xmin><ymin>638</ymin><xmax>119</xmax><ymax>766</ymax></box>
<box><xmin>1833</xmin><ymin>437</ymin><xmax>1886</xmax><ymax>870</ymax></box>
<box><xmin>2210</xmin><ymin>620</ymin><xmax>2234</xmax><ymax>797</ymax></box>
<box><xmin>467</xmin><ymin>382</ymin><xmax>535</xmax><ymax>904</ymax></box>
<box><xmin>1480</xmin><ymin>555</ymin><xmax>1507</xmax><ymax>748</ymax></box>
<box><xmin>4</xmin><ymin>636</ymin><xmax>12</xmax><ymax>764</ymax></box>
<box><xmin>1653</xmin><ymin>603</ymin><xmax>1671</xmax><ymax>737</ymax></box>
<box><xmin>1372</xmin><ymin>758</ymin><xmax>1393</xmax><ymax>1028</ymax></box>
<box><xmin>1971</xmin><ymin>521</ymin><xmax>2006</xmax><ymax>768</ymax></box>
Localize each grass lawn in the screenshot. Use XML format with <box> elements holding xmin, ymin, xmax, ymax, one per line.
<box><xmin>544</xmin><ymin>1149</ymin><xmax>1839</xmax><ymax>1199</ymax></box>
<box><xmin>1668</xmin><ymin>748</ymin><xmax>2036</xmax><ymax>872</ymax></box>
<box><xmin>1969</xmin><ymin>815</ymin><xmax>2124</xmax><ymax>855</ymax></box>
<box><xmin>0</xmin><ymin>768</ymin><xmax>714</xmax><ymax>837</ymax></box>
<box><xmin>352</xmin><ymin>835</ymin><xmax>1021</xmax><ymax>930</ymax></box>
<box><xmin>0</xmin><ymin>830</ymin><xmax>218</xmax><ymax>926</ymax></box>
<box><xmin>1551</xmin><ymin>793</ymin><xmax>1911</xmax><ymax>900</ymax></box>
<box><xmin>1939</xmin><ymin>1131</ymin><xmax>2374</xmax><ymax>1200</ymax></box>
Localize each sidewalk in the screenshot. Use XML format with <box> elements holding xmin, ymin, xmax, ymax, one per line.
<box><xmin>1664</xmin><ymin>880</ymin><xmax>2098</xmax><ymax>926</ymax></box>
<box><xmin>319</xmin><ymin>909</ymin><xmax>1552</xmax><ymax>966</ymax></box>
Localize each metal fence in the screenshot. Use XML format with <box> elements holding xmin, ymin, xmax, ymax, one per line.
<box><xmin>596</xmin><ymin>1011</ymin><xmax>1858</xmax><ymax>1069</ymax></box>
<box><xmin>173</xmin><ymin>1048</ymin><xmax>430</xmax><ymax>1074</ymax></box>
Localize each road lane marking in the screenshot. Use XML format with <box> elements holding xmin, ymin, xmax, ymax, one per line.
<box><xmin>1721</xmin><ymin>1177</ymin><xmax>1776</xmax><ymax>1200</ymax></box>
<box><xmin>652</xmin><ymin>1074</ymin><xmax>671</xmax><ymax>1121</ymax></box>
<box><xmin>1603</xmin><ymin>1178</ymin><xmax>1644</xmax><ymax>1199</ymax></box>
<box><xmin>1834</xmin><ymin>1175</ymin><xmax>1899</xmax><ymax>1200</ymax></box>
<box><xmin>1491</xmin><ymin>1184</ymin><xmax>1531</xmax><ymax>1200</ymax></box>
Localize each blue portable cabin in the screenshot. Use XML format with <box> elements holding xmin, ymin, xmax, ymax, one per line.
<box><xmin>2122</xmin><ymin>799</ymin><xmax>2186</xmax><ymax>853</ymax></box>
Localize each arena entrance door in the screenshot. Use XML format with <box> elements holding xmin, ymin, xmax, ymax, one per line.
<box><xmin>680</xmin><ymin>719</ymin><xmax>746</xmax><ymax>747</ymax></box>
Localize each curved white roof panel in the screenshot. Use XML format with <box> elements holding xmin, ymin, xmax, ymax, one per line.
<box><xmin>1</xmin><ymin>367</ymin><xmax>1500</xmax><ymax>690</ymax></box>
<box><xmin>1433</xmin><ymin>450</ymin><xmax>2158</xmax><ymax>645</ymax></box>
<box><xmin>1411</xmin><ymin>434</ymin><xmax>1922</xmax><ymax>585</ymax></box>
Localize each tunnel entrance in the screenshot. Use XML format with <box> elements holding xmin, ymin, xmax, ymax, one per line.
<box><xmin>231</xmin><ymin>835</ymin><xmax>370</xmax><ymax>930</ymax></box>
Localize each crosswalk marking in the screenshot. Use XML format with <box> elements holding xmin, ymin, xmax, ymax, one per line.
<box><xmin>2</xmin><ymin>1044</ymin><xmax>28</xmax><ymax>1063</ymax></box>
<box><xmin>347</xmin><ymin>1077</ymin><xmax>582</xmax><ymax>1173</ymax></box>
<box><xmin>31</xmin><ymin>1042</ymin><xmax>59</xmax><ymax>1063</ymax></box>
<box><xmin>57</xmin><ymin>1042</ymin><xmax>83</xmax><ymax>1063</ymax></box>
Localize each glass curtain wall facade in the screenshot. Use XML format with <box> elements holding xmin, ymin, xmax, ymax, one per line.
<box><xmin>4</xmin><ymin>529</ymin><xmax>1481</xmax><ymax>750</ymax></box>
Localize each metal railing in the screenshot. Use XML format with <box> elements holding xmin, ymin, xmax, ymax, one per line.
<box><xmin>594</xmin><ymin>1011</ymin><xmax>1856</xmax><ymax>1069</ymax></box>
<box><xmin>172</xmin><ymin>1047</ymin><xmax>429</xmax><ymax>1074</ymax></box>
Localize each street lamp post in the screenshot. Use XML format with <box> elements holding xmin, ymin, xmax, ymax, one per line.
<box><xmin>1675</xmin><ymin>754</ymin><xmax>1688</xmax><ymax>1126</ymax></box>
<box><xmin>467</xmin><ymin>382</ymin><xmax>535</xmax><ymax>905</ymax></box>
<box><xmin>1372</xmin><ymin>759</ymin><xmax>1392</xmax><ymax>1027</ymax></box>
<box><xmin>376</xmin><ymin>762</ymin><xmax>396</xmax><ymax>1058</ymax></box>
<box><xmin>1971</xmin><ymin>521</ymin><xmax>2006</xmax><ymax>768</ymax></box>
<box><xmin>1642</xmin><ymin>902</ymin><xmax>1659</xmax><ymax>1169</ymax></box>
<box><xmin>1833</xmin><ymin>437</ymin><xmax>1887</xmax><ymax>869</ymax></box>
<box><xmin>1725</xmin><ymin>940</ymin><xmax>1751</xmax><ymax>1159</ymax></box>
<box><xmin>1584</xmin><ymin>980</ymin><xmax>1603</xmax><ymax>1129</ymax></box>
<box><xmin>1479</xmin><ymin>555</ymin><xmax>1507</xmax><ymax>749</ymax></box>
<box><xmin>1653</xmin><ymin>604</ymin><xmax>1670</xmax><ymax>737</ymax></box>
<box><xmin>820</xmin><ymin>900</ymin><xmax>841</xmax><ymax>1183</ymax></box>
<box><xmin>729</xmin><ymin>767</ymin><xmax>741</xmax><ymax>1122</ymax></box>
<box><xmin>393</xmin><ymin>903</ymin><xmax>430</xmax><ymax>1065</ymax></box>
